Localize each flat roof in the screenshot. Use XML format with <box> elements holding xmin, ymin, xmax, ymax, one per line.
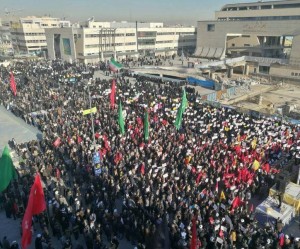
<box><xmin>221</xmin><ymin>0</ymin><xmax>300</xmax><ymax>9</ymax></box>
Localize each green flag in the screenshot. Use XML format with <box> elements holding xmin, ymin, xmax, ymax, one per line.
<box><xmin>118</xmin><ymin>101</ymin><xmax>125</xmax><ymax>135</ymax></box>
<box><xmin>0</xmin><ymin>146</ymin><xmax>17</xmax><ymax>192</ymax></box>
<box><xmin>144</xmin><ymin>110</ymin><xmax>149</xmax><ymax>141</ymax></box>
<box><xmin>174</xmin><ymin>89</ymin><xmax>188</xmax><ymax>130</ymax></box>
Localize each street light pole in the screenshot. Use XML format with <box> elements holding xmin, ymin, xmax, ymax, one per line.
<box><xmin>87</xmin><ymin>80</ymin><xmax>96</xmax><ymax>148</ymax></box>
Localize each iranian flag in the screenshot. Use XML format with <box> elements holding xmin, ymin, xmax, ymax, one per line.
<box><xmin>109</xmin><ymin>58</ymin><xmax>123</xmax><ymax>72</ymax></box>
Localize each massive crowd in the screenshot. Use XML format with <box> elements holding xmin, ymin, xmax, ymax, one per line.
<box><xmin>0</xmin><ymin>59</ymin><xmax>300</xmax><ymax>249</ymax></box>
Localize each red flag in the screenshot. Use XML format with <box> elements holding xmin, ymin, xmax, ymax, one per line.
<box><xmin>114</xmin><ymin>152</ymin><xmax>122</xmax><ymax>165</ymax></box>
<box><xmin>56</xmin><ymin>168</ymin><xmax>61</xmax><ymax>181</ymax></box>
<box><xmin>140</xmin><ymin>164</ymin><xmax>145</xmax><ymax>175</ymax></box>
<box><xmin>263</xmin><ymin>163</ymin><xmax>270</xmax><ymax>173</ymax></box>
<box><xmin>21</xmin><ymin>195</ymin><xmax>33</xmax><ymax>249</ymax></box>
<box><xmin>53</xmin><ymin>137</ymin><xmax>61</xmax><ymax>147</ymax></box>
<box><xmin>110</xmin><ymin>79</ymin><xmax>116</xmax><ymax>109</ymax></box>
<box><xmin>22</xmin><ymin>174</ymin><xmax>46</xmax><ymax>249</ymax></box>
<box><xmin>31</xmin><ymin>174</ymin><xmax>46</xmax><ymax>215</ymax></box>
<box><xmin>249</xmin><ymin>203</ymin><xmax>254</xmax><ymax>213</ymax></box>
<box><xmin>219</xmin><ymin>228</ymin><xmax>224</xmax><ymax>238</ymax></box>
<box><xmin>77</xmin><ymin>135</ymin><xmax>83</xmax><ymax>144</ymax></box>
<box><xmin>215</xmin><ymin>181</ymin><xmax>219</xmax><ymax>193</ymax></box>
<box><xmin>232</xmin><ymin>196</ymin><xmax>241</xmax><ymax>210</ymax></box>
<box><xmin>190</xmin><ymin>216</ymin><xmax>198</xmax><ymax>249</ymax></box>
<box><xmin>279</xmin><ymin>233</ymin><xmax>285</xmax><ymax>247</ymax></box>
<box><xmin>10</xmin><ymin>71</ymin><xmax>17</xmax><ymax>96</ymax></box>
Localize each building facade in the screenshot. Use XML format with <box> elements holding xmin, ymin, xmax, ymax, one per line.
<box><xmin>9</xmin><ymin>16</ymin><xmax>71</xmax><ymax>56</ymax></box>
<box><xmin>195</xmin><ymin>0</ymin><xmax>300</xmax><ymax>77</ymax></box>
<box><xmin>45</xmin><ymin>20</ymin><xmax>196</xmax><ymax>63</ymax></box>
<box><xmin>0</xmin><ymin>23</ymin><xmax>13</xmax><ymax>55</ymax></box>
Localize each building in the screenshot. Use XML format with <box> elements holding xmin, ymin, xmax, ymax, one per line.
<box><xmin>0</xmin><ymin>21</ymin><xmax>13</xmax><ymax>55</ymax></box>
<box><xmin>45</xmin><ymin>20</ymin><xmax>196</xmax><ymax>63</ymax></box>
<box><xmin>9</xmin><ymin>16</ymin><xmax>71</xmax><ymax>56</ymax></box>
<box><xmin>195</xmin><ymin>0</ymin><xmax>300</xmax><ymax>79</ymax></box>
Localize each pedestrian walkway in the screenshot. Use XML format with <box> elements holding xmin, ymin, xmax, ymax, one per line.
<box><xmin>0</xmin><ymin>106</ymin><xmax>42</xmax><ymax>154</ymax></box>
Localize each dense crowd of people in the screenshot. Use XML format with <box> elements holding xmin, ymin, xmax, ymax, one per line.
<box><xmin>0</xmin><ymin>59</ymin><xmax>300</xmax><ymax>249</ymax></box>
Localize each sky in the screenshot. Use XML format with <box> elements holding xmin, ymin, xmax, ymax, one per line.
<box><xmin>0</xmin><ymin>0</ymin><xmax>271</xmax><ymax>25</ymax></box>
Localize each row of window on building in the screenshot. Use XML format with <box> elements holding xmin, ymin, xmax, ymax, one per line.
<box><xmin>85</xmin><ymin>32</ymin><xmax>196</xmax><ymax>38</ymax></box>
<box><xmin>291</xmin><ymin>72</ymin><xmax>300</xmax><ymax>77</ymax></box>
<box><xmin>84</xmin><ymin>39</ymin><xmax>196</xmax><ymax>48</ymax></box>
<box><xmin>85</xmin><ymin>42</ymin><xmax>136</xmax><ymax>48</ymax></box>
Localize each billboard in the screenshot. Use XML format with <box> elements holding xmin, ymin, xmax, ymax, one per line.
<box><xmin>62</xmin><ymin>38</ymin><xmax>71</xmax><ymax>55</ymax></box>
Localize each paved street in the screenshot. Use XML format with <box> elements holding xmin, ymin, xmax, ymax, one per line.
<box><xmin>0</xmin><ymin>105</ymin><xmax>42</xmax><ymax>154</ymax></box>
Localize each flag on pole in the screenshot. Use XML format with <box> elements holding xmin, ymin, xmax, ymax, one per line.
<box><xmin>10</xmin><ymin>71</ymin><xmax>17</xmax><ymax>96</ymax></box>
<box><xmin>215</xmin><ymin>182</ymin><xmax>219</xmax><ymax>193</ymax></box>
<box><xmin>0</xmin><ymin>146</ymin><xmax>17</xmax><ymax>192</ymax></box>
<box><xmin>190</xmin><ymin>216</ymin><xmax>198</xmax><ymax>249</ymax></box>
<box><xmin>118</xmin><ymin>101</ymin><xmax>125</xmax><ymax>135</ymax></box>
<box><xmin>110</xmin><ymin>79</ymin><xmax>116</xmax><ymax>109</ymax></box>
<box><xmin>82</xmin><ymin>107</ymin><xmax>97</xmax><ymax>115</ymax></box>
<box><xmin>144</xmin><ymin>109</ymin><xmax>149</xmax><ymax>141</ymax></box>
<box><xmin>174</xmin><ymin>89</ymin><xmax>188</xmax><ymax>130</ymax></box>
<box><xmin>109</xmin><ymin>58</ymin><xmax>123</xmax><ymax>72</ymax></box>
<box><xmin>22</xmin><ymin>174</ymin><xmax>46</xmax><ymax>249</ymax></box>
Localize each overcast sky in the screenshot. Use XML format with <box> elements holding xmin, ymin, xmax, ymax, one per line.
<box><xmin>0</xmin><ymin>0</ymin><xmax>274</xmax><ymax>25</ymax></box>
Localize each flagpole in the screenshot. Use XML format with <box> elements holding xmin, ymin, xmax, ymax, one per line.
<box><xmin>87</xmin><ymin>80</ymin><xmax>96</xmax><ymax>148</ymax></box>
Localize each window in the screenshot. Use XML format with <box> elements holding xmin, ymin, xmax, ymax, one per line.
<box><xmin>261</xmin><ymin>5</ymin><xmax>272</xmax><ymax>9</ymax></box>
<box><xmin>207</xmin><ymin>24</ymin><xmax>215</xmax><ymax>32</ymax></box>
<box><xmin>291</xmin><ymin>72</ymin><xmax>295</xmax><ymax>76</ymax></box>
<box><xmin>125</xmin><ymin>42</ymin><xmax>136</xmax><ymax>45</ymax></box>
<box><xmin>137</xmin><ymin>31</ymin><xmax>156</xmax><ymax>37</ymax></box>
<box><xmin>125</xmin><ymin>33</ymin><xmax>135</xmax><ymax>36</ymax></box>
<box><xmin>295</xmin><ymin>73</ymin><xmax>299</xmax><ymax>76</ymax></box>
<box><xmin>232</xmin><ymin>43</ymin><xmax>235</xmax><ymax>47</ymax></box>
<box><xmin>157</xmin><ymin>32</ymin><xmax>175</xmax><ymax>35</ymax></box>
<box><xmin>244</xmin><ymin>44</ymin><xmax>250</xmax><ymax>47</ymax></box>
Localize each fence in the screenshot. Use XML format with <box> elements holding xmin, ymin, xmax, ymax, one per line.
<box><xmin>200</xmin><ymin>86</ymin><xmax>236</xmax><ymax>102</ymax></box>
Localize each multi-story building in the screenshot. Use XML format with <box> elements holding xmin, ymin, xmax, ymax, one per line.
<box><xmin>195</xmin><ymin>0</ymin><xmax>300</xmax><ymax>79</ymax></box>
<box><xmin>0</xmin><ymin>21</ymin><xmax>13</xmax><ymax>55</ymax></box>
<box><xmin>9</xmin><ymin>16</ymin><xmax>71</xmax><ymax>56</ymax></box>
<box><xmin>45</xmin><ymin>20</ymin><xmax>196</xmax><ymax>63</ymax></box>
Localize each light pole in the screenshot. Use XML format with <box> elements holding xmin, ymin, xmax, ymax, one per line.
<box><xmin>86</xmin><ymin>79</ymin><xmax>96</xmax><ymax>148</ymax></box>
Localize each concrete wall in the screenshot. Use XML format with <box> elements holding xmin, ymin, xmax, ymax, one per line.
<box><xmin>196</xmin><ymin>19</ymin><xmax>300</xmax><ymax>64</ymax></box>
<box><xmin>269</xmin><ymin>64</ymin><xmax>300</xmax><ymax>79</ymax></box>
<box><xmin>45</xmin><ymin>28</ymin><xmax>76</xmax><ymax>62</ymax></box>
<box><xmin>290</xmin><ymin>35</ymin><xmax>300</xmax><ymax>66</ymax></box>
